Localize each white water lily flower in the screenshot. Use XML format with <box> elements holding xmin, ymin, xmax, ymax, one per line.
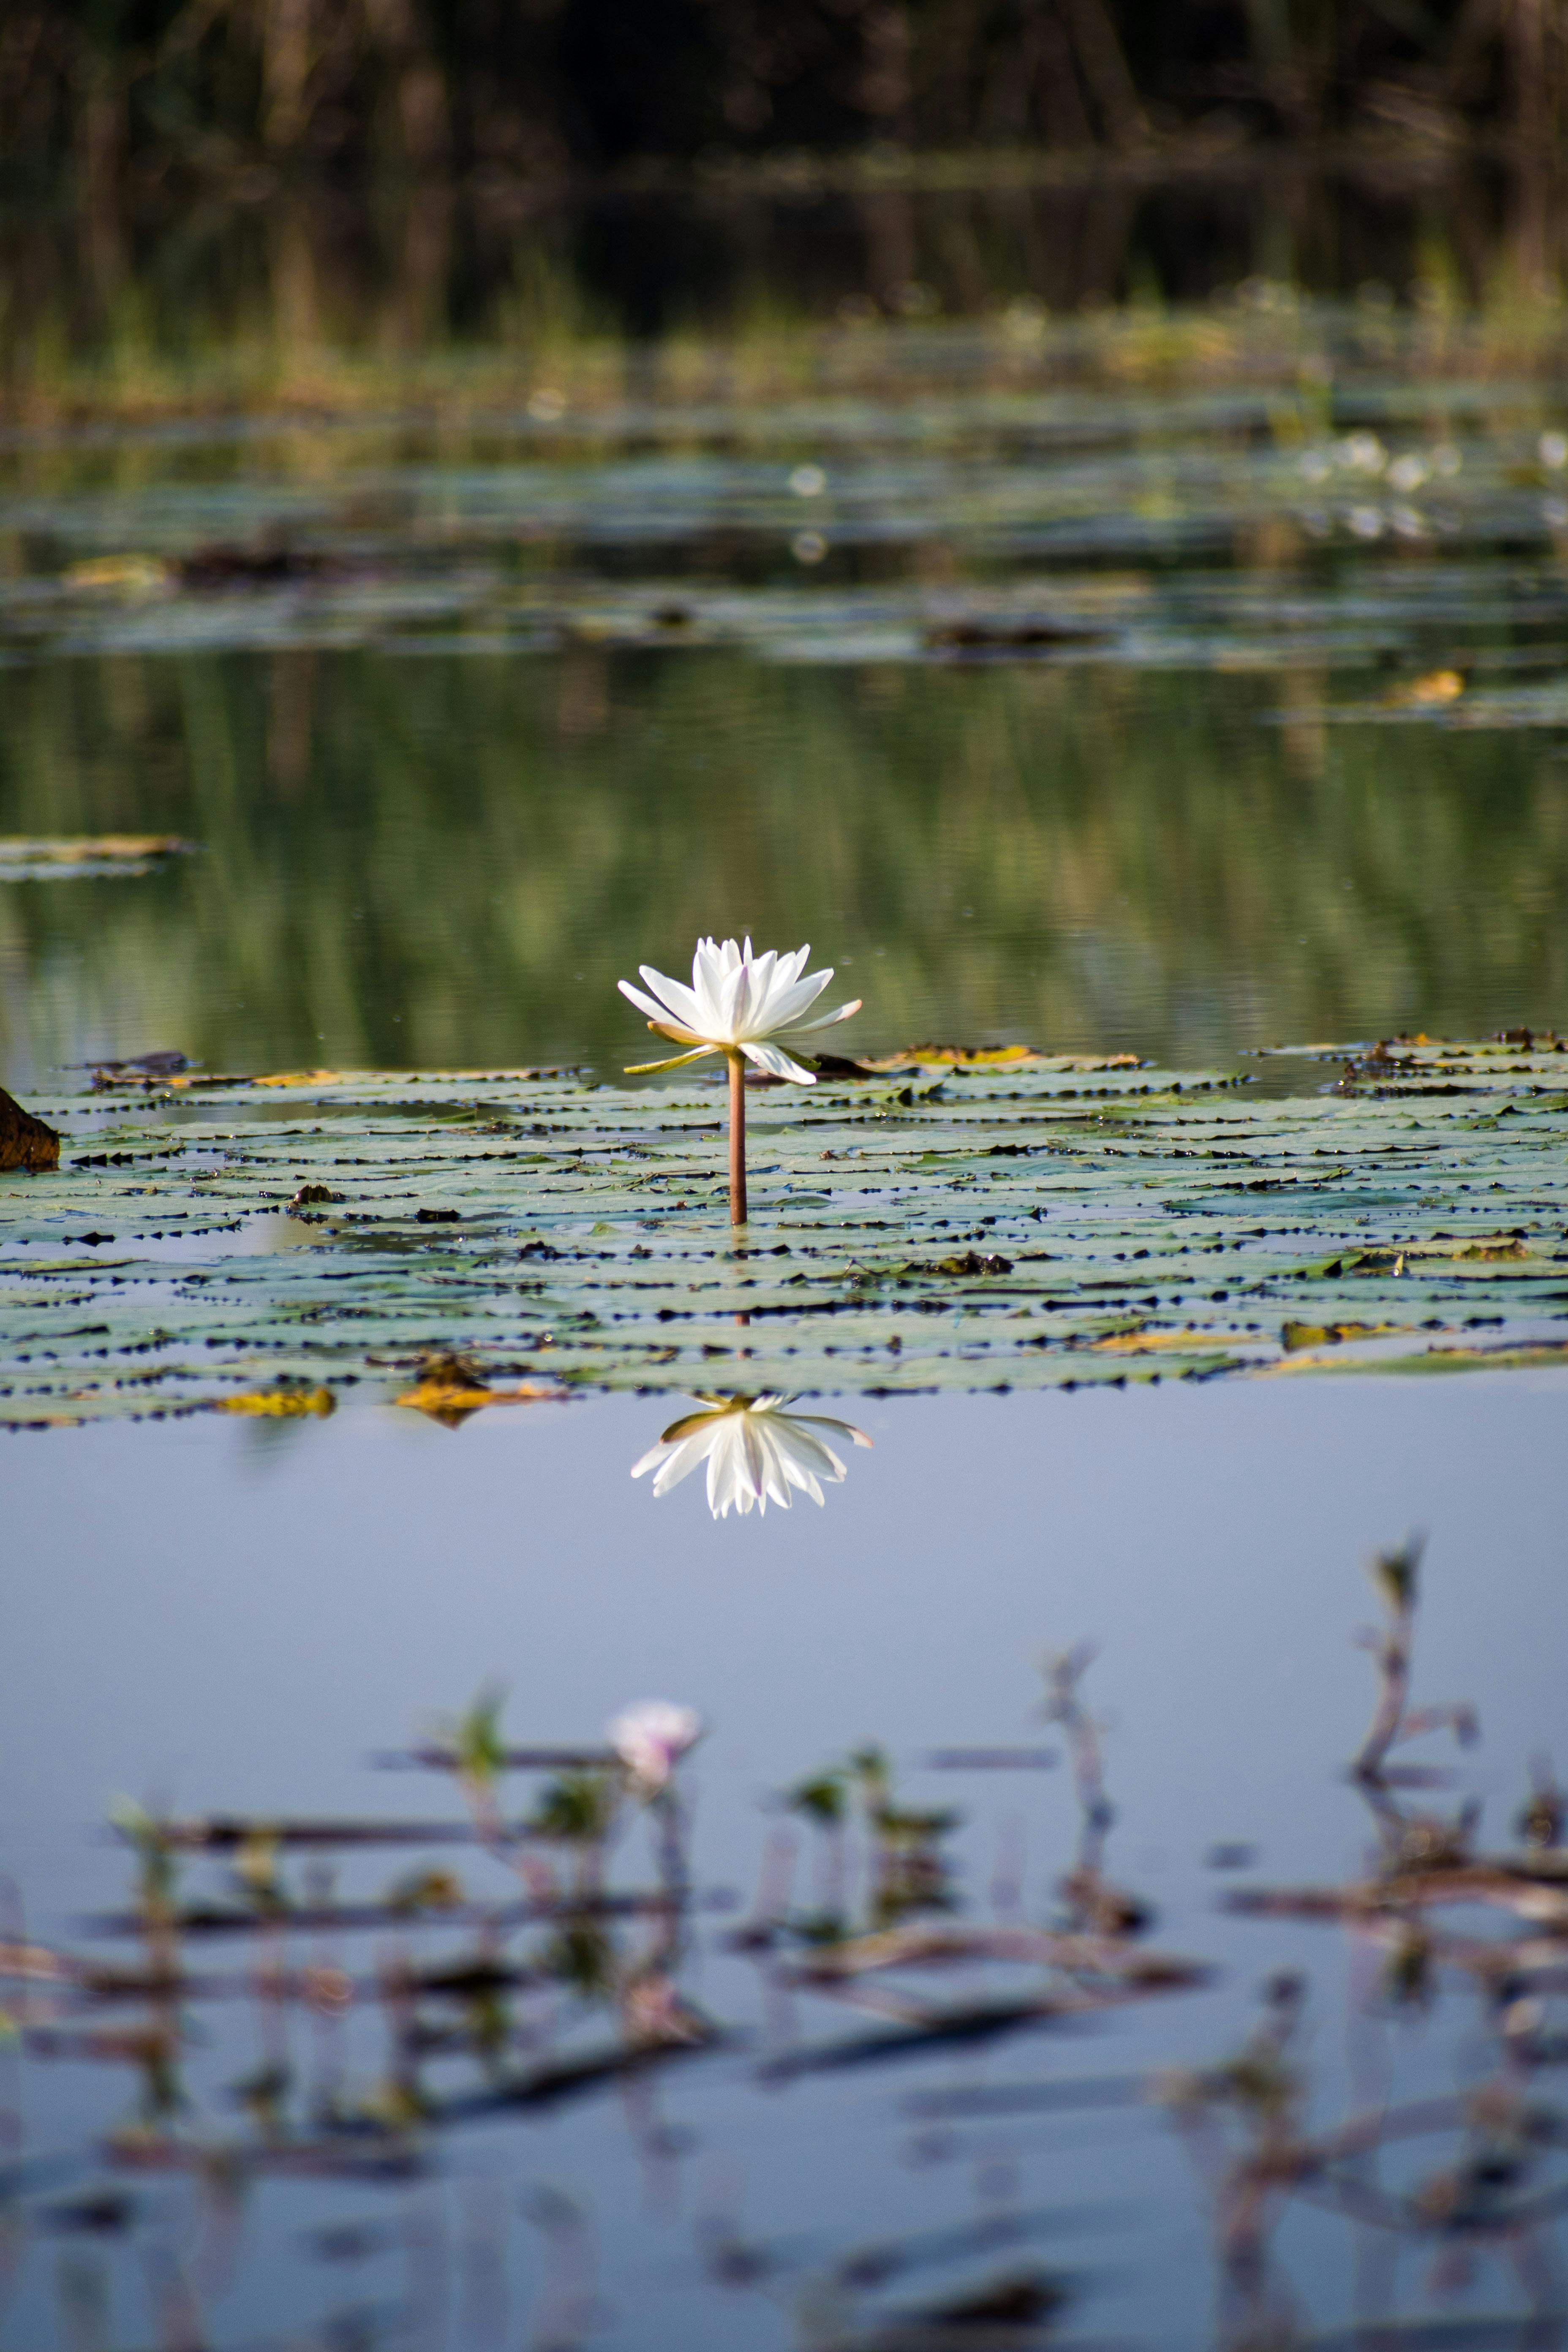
<box><xmin>607</xmin><ymin>1700</ymin><xmax>703</xmax><ymax>1794</ymax></box>
<box><xmin>618</xmin><ymin>936</ymin><xmax>861</xmax><ymax>1082</ymax></box>
<box><xmin>631</xmin><ymin>1395</ymin><xmax>873</xmax><ymax>1519</ymax></box>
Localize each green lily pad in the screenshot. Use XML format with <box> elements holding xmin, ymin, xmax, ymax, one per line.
<box><xmin>2</xmin><ymin>1036</ymin><xmax>1567</xmax><ymax>1429</ymax></box>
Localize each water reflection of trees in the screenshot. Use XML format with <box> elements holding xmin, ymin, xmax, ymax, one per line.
<box><xmin>2</xmin><ymin>651</ymin><xmax>1565</xmax><ymax>1082</ymax></box>
<box><xmin>5</xmin><ymin>1549</ymin><xmax>1568</xmax><ymax>2342</ymax></box>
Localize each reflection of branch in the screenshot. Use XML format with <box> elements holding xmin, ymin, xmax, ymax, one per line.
<box><xmin>778</xmin><ymin>1922</ymin><xmax>1206</xmax><ymax>1990</ymax></box>
<box><xmin>732</xmin><ymin>1829</ymin><xmax>796</xmax><ymax>1950</ymax></box>
<box><xmin>1519</xmin><ymin>1755</ymin><xmax>1565</xmax><ymax>1851</ymax></box>
<box><xmin>1345</xmin><ymin>1538</ymin><xmax>1484</xmax><ymax>1895</ymax></box>
<box><xmin>1178</xmin><ymin>2029</ymin><xmax>1568</xmax><ymax>2342</ymax></box>
<box><xmin>26</xmin><ymin>1539</ymin><xmax>1568</xmax><ymax>2349</ymax></box>
<box><xmin>1040</xmin><ymin>1644</ymin><xmax>1111</xmax><ymax>1852</ymax></box>
<box><xmin>524</xmin><ymin>2187</ymin><xmax>599</xmax><ymax>2352</ymax></box>
<box><xmin>1039</xmin><ymin>1644</ymin><xmax>1149</xmax><ymax>1935</ymax></box>
<box><xmin>1184</xmin><ymin>1546</ymin><xmax>1568</xmax><ymax>2344</ymax></box>
<box><xmin>1352</xmin><ymin>1538</ymin><xmax>1477</xmax><ymax>1785</ymax></box>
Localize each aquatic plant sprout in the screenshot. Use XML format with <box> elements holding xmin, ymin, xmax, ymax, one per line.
<box><xmin>632</xmin><ymin>1395</ymin><xmax>873</xmax><ymax>1519</ymax></box>
<box><xmin>619</xmin><ymin>936</ymin><xmax>861</xmax><ymax>1223</ymax></box>
<box><xmin>607</xmin><ymin>1700</ymin><xmax>703</xmax><ymax>1794</ymax></box>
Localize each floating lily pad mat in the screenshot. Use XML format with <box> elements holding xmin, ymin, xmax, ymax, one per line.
<box><xmin>0</xmin><ymin>833</ymin><xmax>194</xmax><ymax>882</ymax></box>
<box><xmin>3</xmin><ymin>1037</ymin><xmax>1567</xmax><ymax>1429</ymax></box>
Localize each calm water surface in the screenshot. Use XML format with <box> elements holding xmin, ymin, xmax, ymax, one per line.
<box><xmin>4</xmin><ymin>356</ymin><xmax>1568</xmax><ymax>1085</ymax></box>
<box><xmin>3</xmin><ymin>645</ymin><xmax>1567</xmax><ymax>1087</ymax></box>
<box><xmin>4</xmin><ymin>329</ymin><xmax>1568</xmax><ymax>2349</ymax></box>
<box><xmin>5</xmin><ymin>1378</ymin><xmax>1568</xmax><ymax>2349</ymax></box>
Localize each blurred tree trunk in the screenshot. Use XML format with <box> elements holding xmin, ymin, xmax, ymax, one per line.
<box><xmin>975</xmin><ymin>0</ymin><xmax>1142</xmax><ymax>148</ymax></box>
<box><xmin>1055</xmin><ymin>0</ymin><xmax>1146</xmax><ymax>145</ymax></box>
<box><xmin>267</xmin><ymin>193</ymin><xmax>318</xmax><ymax>347</ymax></box>
<box><xmin>861</xmin><ymin>1</ymin><xmax>914</xmax><ymax>140</ymax></box>
<box><xmin>263</xmin><ymin>0</ymin><xmax>315</xmax><ymax>150</ymax></box>
<box><xmin>1507</xmin><ymin>158</ymin><xmax>1550</xmax><ymax>291</ymax></box>
<box><xmin>857</xmin><ymin>187</ymin><xmax>916</xmax><ymax>298</ymax></box>
<box><xmin>923</xmin><ymin>0</ymin><xmax>985</xmax><ymax>143</ymax></box>
<box><xmin>1031</xmin><ymin>5</ymin><xmax>1095</xmax><ymax>145</ymax></box>
<box><xmin>1446</xmin><ymin>0</ymin><xmax>1566</xmax><ymax>146</ymax></box>
<box><xmin>1244</xmin><ymin>0</ymin><xmax>1293</xmax><ymax>72</ymax></box>
<box><xmin>74</xmin><ymin>38</ymin><xmax>127</xmax><ymax>311</ymax></box>
<box><xmin>978</xmin><ymin>2</ymin><xmax>1092</xmax><ymax>145</ymax></box>
<box><xmin>1075</xmin><ymin>179</ymin><xmax>1137</xmax><ymax>297</ymax></box>
<box><xmin>362</xmin><ymin>0</ymin><xmax>450</xmax><ymax>169</ymax></box>
<box><xmin>1243</xmin><ymin>0</ymin><xmax>1320</xmax><ymax>134</ymax></box>
<box><xmin>1506</xmin><ymin>0</ymin><xmax>1547</xmax><ymax>145</ymax></box>
<box><xmin>383</xmin><ymin>178</ymin><xmax>452</xmax><ymax>347</ymax></box>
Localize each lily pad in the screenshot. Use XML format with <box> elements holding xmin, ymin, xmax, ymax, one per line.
<box><xmin>0</xmin><ymin>835</ymin><xmax>195</xmax><ymax>882</ymax></box>
<box><xmin>3</xmin><ymin>1037</ymin><xmax>1567</xmax><ymax>1428</ymax></box>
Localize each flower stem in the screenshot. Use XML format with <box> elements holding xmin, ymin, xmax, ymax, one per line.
<box><xmin>727</xmin><ymin>1050</ymin><xmax>747</xmax><ymax>1226</ymax></box>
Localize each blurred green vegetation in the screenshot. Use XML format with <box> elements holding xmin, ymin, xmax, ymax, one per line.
<box><xmin>6</xmin><ymin>159</ymin><xmax>1567</xmax><ymax>433</ymax></box>
<box><xmin>1</xmin><ymin>643</ymin><xmax>1563</xmax><ymax>1086</ymax></box>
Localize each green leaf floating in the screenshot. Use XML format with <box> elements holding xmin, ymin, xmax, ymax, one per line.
<box><xmin>3</xmin><ymin>1037</ymin><xmax>1567</xmax><ymax>1429</ymax></box>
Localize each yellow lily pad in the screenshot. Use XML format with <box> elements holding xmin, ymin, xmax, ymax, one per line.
<box><xmin>215</xmin><ymin>1388</ymin><xmax>336</xmax><ymax>1418</ymax></box>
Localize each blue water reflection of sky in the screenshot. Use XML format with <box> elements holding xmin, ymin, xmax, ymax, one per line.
<box><xmin>3</xmin><ymin>1375</ymin><xmax>1565</xmax><ymax>2348</ymax></box>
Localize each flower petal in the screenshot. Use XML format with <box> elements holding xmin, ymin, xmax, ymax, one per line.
<box><xmin>784</xmin><ymin>997</ymin><xmax>862</xmax><ymax>1034</ymax></box>
<box><xmin>791</xmin><ymin>1414</ymin><xmax>874</xmax><ymax>1450</ymax></box>
<box><xmin>739</xmin><ymin>948</ymin><xmax>782</xmax><ymax>1034</ymax></box>
<box><xmin>648</xmin><ymin>1428</ymin><xmax>723</xmax><ymax>1497</ymax></box>
<box><xmin>741</xmin><ymin>1415</ymin><xmax>792</xmax><ymax>1514</ymax></box>
<box><xmin>624</xmin><ymin>1045</ymin><xmax>721</xmax><ymax>1075</ymax></box>
<box><xmin>770</xmin><ymin>1422</ymin><xmax>849</xmax><ymax>1484</ymax></box>
<box><xmin>618</xmin><ymin>977</ymin><xmax>680</xmax><ymax>1025</ymax></box>
<box><xmin>629</xmin><ymin>1438</ymin><xmax>673</xmax><ymax>1481</ymax></box>
<box><xmin>637</xmin><ymin>966</ymin><xmax>706</xmax><ymax>1033</ymax></box>
<box><xmin>783</xmin><ymin>1459</ymin><xmax>827</xmax><ymax>1506</ymax></box>
<box><xmin>708</xmin><ymin>1422</ymin><xmax>752</xmax><ymax>1517</ymax></box>
<box><xmin>692</xmin><ymin>939</ymin><xmax>735</xmax><ymax>1032</ymax></box>
<box><xmin>742</xmin><ymin>1039</ymin><xmax>816</xmax><ymax>1083</ymax></box>
<box><xmin>760</xmin><ymin>964</ymin><xmax>832</xmax><ymax>1032</ymax></box>
<box><xmin>658</xmin><ymin>1408</ymin><xmax>729</xmax><ymax>1443</ymax></box>
<box><xmin>718</xmin><ymin>955</ymin><xmax>754</xmax><ymax>1041</ymax></box>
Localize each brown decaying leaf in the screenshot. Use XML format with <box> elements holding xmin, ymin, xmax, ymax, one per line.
<box><xmin>0</xmin><ymin>1086</ymin><xmax>61</xmax><ymax>1172</ymax></box>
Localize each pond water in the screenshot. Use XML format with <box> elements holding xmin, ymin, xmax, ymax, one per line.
<box><xmin>4</xmin><ymin>283</ymin><xmax>1568</xmax><ymax>2352</ymax></box>
<box><xmin>5</xmin><ymin>1377</ymin><xmax>1568</xmax><ymax>2351</ymax></box>
<box><xmin>4</xmin><ymin>319</ymin><xmax>1568</xmax><ymax>1086</ymax></box>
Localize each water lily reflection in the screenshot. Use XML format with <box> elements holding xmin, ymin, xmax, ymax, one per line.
<box><xmin>608</xmin><ymin>1699</ymin><xmax>702</xmax><ymax>1794</ymax></box>
<box><xmin>631</xmin><ymin>1395</ymin><xmax>872</xmax><ymax>1519</ymax></box>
